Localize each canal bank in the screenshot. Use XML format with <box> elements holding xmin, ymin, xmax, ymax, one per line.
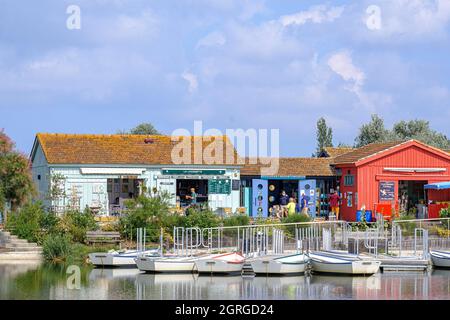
<box><xmin>2</xmin><ymin>261</ymin><xmax>450</xmax><ymax>300</ymax></box>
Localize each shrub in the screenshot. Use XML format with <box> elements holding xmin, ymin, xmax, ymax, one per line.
<box><xmin>6</xmin><ymin>202</ymin><xmax>45</xmax><ymax>243</ymax></box>
<box><xmin>222</xmin><ymin>214</ymin><xmax>250</xmax><ymax>227</ymax></box>
<box><xmin>281</xmin><ymin>213</ymin><xmax>311</xmax><ymax>224</ymax></box>
<box><xmin>42</xmin><ymin>234</ymin><xmax>72</xmax><ymax>262</ymax></box>
<box><xmin>119</xmin><ymin>191</ymin><xmax>172</xmax><ymax>240</ymax></box>
<box><xmin>59</xmin><ymin>208</ymin><xmax>98</xmax><ymax>243</ymax></box>
<box><xmin>184</xmin><ymin>208</ymin><xmax>220</xmax><ymax>229</ymax></box>
<box><xmin>39</xmin><ymin>212</ymin><xmax>60</xmax><ymax>235</ymax></box>
<box><xmin>440</xmin><ymin>207</ymin><xmax>450</xmax><ymax>228</ymax></box>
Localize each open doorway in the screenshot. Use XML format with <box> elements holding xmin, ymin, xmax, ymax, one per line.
<box><xmin>107</xmin><ymin>178</ymin><xmax>143</xmax><ymax>215</ymax></box>
<box><xmin>177</xmin><ymin>179</ymin><xmax>209</xmax><ymax>207</ymax></box>
<box><xmin>398</xmin><ymin>180</ymin><xmax>428</xmax><ymax>217</ymax></box>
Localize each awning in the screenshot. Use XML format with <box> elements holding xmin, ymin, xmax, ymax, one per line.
<box><xmin>80</xmin><ymin>168</ymin><xmax>146</xmax><ymax>175</ymax></box>
<box><xmin>424</xmin><ymin>182</ymin><xmax>450</xmax><ymax>190</ymax></box>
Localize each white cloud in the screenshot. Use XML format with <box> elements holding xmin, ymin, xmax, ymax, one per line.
<box><xmin>196</xmin><ymin>31</ymin><xmax>226</xmax><ymax>48</ymax></box>
<box><xmin>181</xmin><ymin>71</ymin><xmax>198</xmax><ymax>93</ymax></box>
<box><xmin>327</xmin><ymin>51</ymin><xmax>365</xmax><ymax>93</ymax></box>
<box><xmin>280</xmin><ymin>5</ymin><xmax>344</xmax><ymax>27</ymax></box>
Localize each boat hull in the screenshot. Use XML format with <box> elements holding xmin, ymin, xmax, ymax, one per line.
<box><xmin>136</xmin><ymin>257</ymin><xmax>196</xmax><ymax>273</ymax></box>
<box><xmin>309</xmin><ymin>253</ymin><xmax>381</xmax><ymax>275</ymax></box>
<box><xmin>250</xmin><ymin>254</ymin><xmax>308</xmax><ymax>275</ymax></box>
<box><xmin>195</xmin><ymin>259</ymin><xmax>243</xmax><ymax>274</ymax></box>
<box><xmin>430</xmin><ymin>251</ymin><xmax>450</xmax><ymax>268</ymax></box>
<box><xmin>89</xmin><ymin>250</ymin><xmax>159</xmax><ymax>267</ymax></box>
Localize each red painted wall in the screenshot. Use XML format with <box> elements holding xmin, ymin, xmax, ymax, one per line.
<box><xmin>337</xmin><ymin>143</ymin><xmax>450</xmax><ymax>221</ymax></box>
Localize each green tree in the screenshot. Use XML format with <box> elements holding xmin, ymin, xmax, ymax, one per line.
<box><xmin>354</xmin><ymin>115</ymin><xmax>450</xmax><ymax>149</ymax></box>
<box><xmin>0</xmin><ymin>151</ymin><xmax>35</xmax><ymax>210</ymax></box>
<box><xmin>119</xmin><ymin>123</ymin><xmax>161</xmax><ymax>135</ymax></box>
<box><xmin>315</xmin><ymin>117</ymin><xmax>333</xmax><ymax>156</ymax></box>
<box><xmin>392</xmin><ymin>120</ymin><xmax>450</xmax><ymax>149</ymax></box>
<box><xmin>354</xmin><ymin>114</ymin><xmax>389</xmax><ymax>147</ymax></box>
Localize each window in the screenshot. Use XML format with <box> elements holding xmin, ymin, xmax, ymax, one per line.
<box><xmin>344</xmin><ymin>175</ymin><xmax>354</xmax><ymax>186</ymax></box>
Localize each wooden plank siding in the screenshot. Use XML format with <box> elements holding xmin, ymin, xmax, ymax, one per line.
<box><xmin>336</xmin><ymin>140</ymin><xmax>450</xmax><ymax>221</ymax></box>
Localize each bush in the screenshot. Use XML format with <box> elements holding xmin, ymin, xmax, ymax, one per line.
<box><xmin>59</xmin><ymin>208</ymin><xmax>98</xmax><ymax>243</ymax></box>
<box><xmin>119</xmin><ymin>191</ymin><xmax>172</xmax><ymax>240</ymax></box>
<box><xmin>440</xmin><ymin>207</ymin><xmax>450</xmax><ymax>228</ymax></box>
<box><xmin>42</xmin><ymin>234</ymin><xmax>72</xmax><ymax>262</ymax></box>
<box><xmin>222</xmin><ymin>214</ymin><xmax>250</xmax><ymax>227</ymax></box>
<box><xmin>39</xmin><ymin>212</ymin><xmax>60</xmax><ymax>235</ymax></box>
<box><xmin>281</xmin><ymin>213</ymin><xmax>311</xmax><ymax>224</ymax></box>
<box><xmin>184</xmin><ymin>208</ymin><xmax>220</xmax><ymax>229</ymax></box>
<box><xmin>6</xmin><ymin>202</ymin><xmax>46</xmax><ymax>243</ymax></box>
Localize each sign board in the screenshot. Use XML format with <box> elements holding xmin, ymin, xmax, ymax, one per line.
<box><xmin>162</xmin><ymin>169</ymin><xmax>225</xmax><ymax>175</ymax></box>
<box><xmin>379</xmin><ymin>181</ymin><xmax>395</xmax><ymax>201</ymax></box>
<box><xmin>208</xmin><ymin>179</ymin><xmax>231</xmax><ymax>194</ymax></box>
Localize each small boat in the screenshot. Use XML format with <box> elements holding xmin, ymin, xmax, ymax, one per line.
<box><xmin>309</xmin><ymin>252</ymin><xmax>381</xmax><ymax>275</ymax></box>
<box><xmin>430</xmin><ymin>250</ymin><xmax>450</xmax><ymax>268</ymax></box>
<box><xmin>250</xmin><ymin>253</ymin><xmax>309</xmax><ymax>275</ymax></box>
<box><xmin>136</xmin><ymin>255</ymin><xmax>201</xmax><ymax>273</ymax></box>
<box><xmin>89</xmin><ymin>249</ymin><xmax>159</xmax><ymax>267</ymax></box>
<box><xmin>195</xmin><ymin>252</ymin><xmax>245</xmax><ymax>275</ymax></box>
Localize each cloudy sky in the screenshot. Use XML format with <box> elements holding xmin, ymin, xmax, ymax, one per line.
<box><xmin>1</xmin><ymin>0</ymin><xmax>450</xmax><ymax>156</ymax></box>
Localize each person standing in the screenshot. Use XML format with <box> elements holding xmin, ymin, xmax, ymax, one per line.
<box><xmin>286</xmin><ymin>198</ymin><xmax>297</xmax><ymax>216</ymax></box>
<box><xmin>185</xmin><ymin>187</ymin><xmax>197</xmax><ymax>205</ymax></box>
<box><xmin>300</xmin><ymin>193</ymin><xmax>309</xmax><ymax>216</ymax></box>
<box><xmin>329</xmin><ymin>191</ymin><xmax>341</xmax><ymax>220</ymax></box>
<box><xmin>279</xmin><ymin>190</ymin><xmax>289</xmax><ymax>217</ymax></box>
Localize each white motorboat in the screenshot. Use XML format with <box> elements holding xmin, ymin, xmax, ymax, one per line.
<box><xmin>89</xmin><ymin>249</ymin><xmax>159</xmax><ymax>267</ymax></box>
<box><xmin>195</xmin><ymin>252</ymin><xmax>245</xmax><ymax>275</ymax></box>
<box><xmin>430</xmin><ymin>250</ymin><xmax>450</xmax><ymax>268</ymax></box>
<box><xmin>309</xmin><ymin>252</ymin><xmax>381</xmax><ymax>275</ymax></box>
<box><xmin>136</xmin><ymin>255</ymin><xmax>201</xmax><ymax>273</ymax></box>
<box><xmin>250</xmin><ymin>253</ymin><xmax>309</xmax><ymax>275</ymax></box>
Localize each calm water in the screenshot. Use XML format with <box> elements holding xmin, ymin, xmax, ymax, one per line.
<box><xmin>1</xmin><ymin>262</ymin><xmax>450</xmax><ymax>300</ymax></box>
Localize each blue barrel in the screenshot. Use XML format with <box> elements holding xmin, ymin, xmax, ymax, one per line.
<box><xmin>356</xmin><ymin>210</ymin><xmax>362</xmax><ymax>222</ymax></box>
<box><xmin>365</xmin><ymin>210</ymin><xmax>372</xmax><ymax>222</ymax></box>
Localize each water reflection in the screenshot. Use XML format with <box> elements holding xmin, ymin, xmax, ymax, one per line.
<box><xmin>1</xmin><ymin>262</ymin><xmax>450</xmax><ymax>300</ymax></box>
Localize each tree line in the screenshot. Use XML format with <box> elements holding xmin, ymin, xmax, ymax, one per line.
<box><xmin>315</xmin><ymin>114</ymin><xmax>450</xmax><ymax>156</ymax></box>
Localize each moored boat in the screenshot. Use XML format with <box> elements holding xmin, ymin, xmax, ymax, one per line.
<box><xmin>250</xmin><ymin>253</ymin><xmax>309</xmax><ymax>275</ymax></box>
<box><xmin>430</xmin><ymin>250</ymin><xmax>450</xmax><ymax>268</ymax></box>
<box><xmin>89</xmin><ymin>249</ymin><xmax>159</xmax><ymax>267</ymax></box>
<box><xmin>136</xmin><ymin>255</ymin><xmax>201</xmax><ymax>273</ymax></box>
<box><xmin>309</xmin><ymin>252</ymin><xmax>381</xmax><ymax>275</ymax></box>
<box><xmin>195</xmin><ymin>252</ymin><xmax>245</xmax><ymax>275</ymax></box>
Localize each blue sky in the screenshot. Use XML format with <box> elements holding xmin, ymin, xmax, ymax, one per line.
<box><xmin>1</xmin><ymin>0</ymin><xmax>450</xmax><ymax>157</ymax></box>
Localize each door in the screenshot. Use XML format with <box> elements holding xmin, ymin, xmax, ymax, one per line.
<box><xmin>299</xmin><ymin>180</ymin><xmax>317</xmax><ymax>218</ymax></box>
<box><xmin>252</xmin><ymin>179</ymin><xmax>268</xmax><ymax>218</ymax></box>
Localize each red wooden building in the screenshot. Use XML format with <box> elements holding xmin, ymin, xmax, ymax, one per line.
<box><xmin>332</xmin><ymin>140</ymin><xmax>450</xmax><ymax>221</ymax></box>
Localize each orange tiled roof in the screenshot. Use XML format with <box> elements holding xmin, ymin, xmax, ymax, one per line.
<box><xmin>322</xmin><ymin>147</ymin><xmax>354</xmax><ymax>158</ymax></box>
<box><xmin>35</xmin><ymin>133</ymin><xmax>240</xmax><ymax>165</ymax></box>
<box><xmin>241</xmin><ymin>157</ymin><xmax>335</xmax><ymax>177</ymax></box>
<box><xmin>332</xmin><ymin>141</ymin><xmax>405</xmax><ymax>165</ymax></box>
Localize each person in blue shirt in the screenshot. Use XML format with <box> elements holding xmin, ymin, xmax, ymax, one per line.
<box><xmin>300</xmin><ymin>193</ymin><xmax>310</xmax><ymax>215</ymax></box>
<box><xmin>279</xmin><ymin>190</ymin><xmax>289</xmax><ymax>217</ymax></box>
